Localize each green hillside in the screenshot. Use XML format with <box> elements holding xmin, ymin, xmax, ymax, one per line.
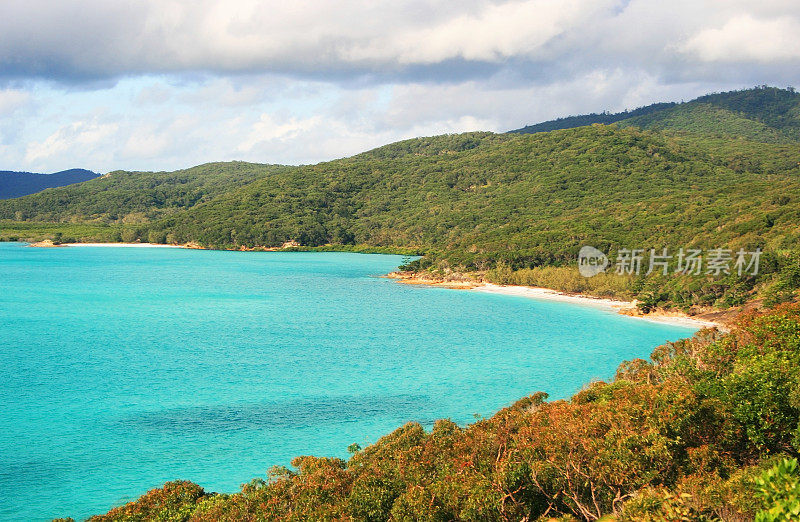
<box><xmin>0</xmin><ymin>161</ymin><xmax>283</xmax><ymax>223</ymax></box>
<box><xmin>2</xmin><ymin>87</ymin><xmax>799</xmax><ymax>310</ymax></box>
<box><xmin>143</xmin><ymin>126</ymin><xmax>799</xmax><ymax>258</ymax></box>
<box><xmin>510</xmin><ymin>102</ymin><xmax>676</xmax><ymax>134</ymax></box>
<box><xmin>512</xmin><ymin>86</ymin><xmax>800</xmax><ymax>143</ymax></box>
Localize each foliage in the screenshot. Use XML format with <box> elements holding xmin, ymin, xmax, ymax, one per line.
<box><xmin>0</xmin><ymin>220</ymin><xmax>125</xmax><ymax>243</ymax></box>
<box><xmin>4</xmin><ymin>88</ymin><xmax>800</xmax><ymax>311</ymax></box>
<box><xmin>514</xmin><ymin>85</ymin><xmax>800</xmax><ymax>143</ymax></box>
<box><xmin>508</xmin><ymin>102</ymin><xmax>677</xmax><ymax>134</ymax></box>
<box><xmin>0</xmin><ymin>162</ymin><xmax>282</xmax><ymax>223</ymax></box>
<box><xmin>88</xmin><ymin>481</ymin><xmax>208</xmax><ymax>521</ymax></box>
<box><xmin>84</xmin><ymin>304</ymin><xmax>800</xmax><ymax>521</ymax></box>
<box><xmin>754</xmin><ymin>458</ymin><xmax>800</xmax><ymax>521</ymax></box>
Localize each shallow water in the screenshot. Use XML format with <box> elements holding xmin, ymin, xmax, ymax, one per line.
<box><xmin>0</xmin><ymin>243</ymin><xmax>697</xmax><ymax>520</ymax></box>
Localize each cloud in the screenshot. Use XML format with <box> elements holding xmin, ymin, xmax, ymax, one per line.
<box><xmin>0</xmin><ymin>88</ymin><xmax>29</xmax><ymax>115</ymax></box>
<box><xmin>24</xmin><ymin>119</ymin><xmax>119</xmax><ymax>166</ymax></box>
<box><xmin>682</xmin><ymin>14</ymin><xmax>800</xmax><ymax>62</ymax></box>
<box><xmin>0</xmin><ymin>1</ymin><xmax>799</xmax><ymax>173</ymax></box>
<box><xmin>0</xmin><ymin>0</ymin><xmax>797</xmax><ymax>85</ymax></box>
<box><xmin>343</xmin><ymin>0</ymin><xmax>614</xmax><ymax>65</ymax></box>
<box><xmin>236</xmin><ymin>113</ymin><xmax>323</xmax><ymax>153</ymax></box>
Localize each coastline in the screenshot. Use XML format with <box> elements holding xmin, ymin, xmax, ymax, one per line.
<box><xmin>473</xmin><ymin>283</ymin><xmax>724</xmax><ymax>330</ymax></box>
<box><xmin>26</xmin><ymin>241</ymin><xmax>203</xmax><ymax>249</ymax></box>
<box><xmin>386</xmin><ymin>272</ymin><xmax>727</xmax><ymax>331</ymax></box>
<box><xmin>64</xmin><ymin>242</ymin><xmax>184</xmax><ymax>248</ymax></box>
<box><xmin>21</xmin><ymin>241</ymin><xmax>725</xmax><ymax>331</ymax></box>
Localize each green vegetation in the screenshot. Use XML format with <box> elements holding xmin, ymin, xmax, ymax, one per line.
<box><xmin>0</xmin><ymin>221</ymin><xmax>124</xmax><ymax>243</ymax></box>
<box><xmin>84</xmin><ymin>303</ymin><xmax>800</xmax><ymax>521</ymax></box>
<box><xmin>0</xmin><ymin>161</ymin><xmax>284</xmax><ymax>223</ymax></box>
<box><xmin>514</xmin><ymin>86</ymin><xmax>800</xmax><ymax>143</ymax></box>
<box><xmin>511</xmin><ymin>102</ymin><xmax>678</xmax><ymax>134</ymax></box>
<box><xmin>3</xmin><ymin>87</ymin><xmax>800</xmax><ymax>312</ymax></box>
<box><xmin>755</xmin><ymin>458</ymin><xmax>800</xmax><ymax>521</ymax></box>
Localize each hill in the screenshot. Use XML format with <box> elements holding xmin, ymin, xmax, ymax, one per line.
<box><xmin>2</xmin><ymin>87</ymin><xmax>799</xmax><ymax>310</ymax></box>
<box><xmin>146</xmin><ymin>127</ymin><xmax>799</xmax><ymax>256</ymax></box>
<box><xmin>509</xmin><ymin>102</ymin><xmax>676</xmax><ymax>134</ymax></box>
<box><xmin>0</xmin><ymin>168</ymin><xmax>98</xmax><ymax>199</ymax></box>
<box><xmin>0</xmin><ymin>162</ymin><xmax>284</xmax><ymax>223</ymax></box>
<box><xmin>511</xmin><ymin>86</ymin><xmax>800</xmax><ymax>143</ymax></box>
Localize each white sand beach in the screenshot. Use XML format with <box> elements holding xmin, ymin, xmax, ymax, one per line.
<box><xmin>63</xmin><ymin>242</ymin><xmax>183</xmax><ymax>248</ymax></box>
<box><xmin>472</xmin><ymin>283</ymin><xmax>724</xmax><ymax>330</ymax></box>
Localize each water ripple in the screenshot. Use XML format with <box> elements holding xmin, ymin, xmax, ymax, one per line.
<box><xmin>124</xmin><ymin>394</ymin><xmax>433</xmax><ymax>433</ymax></box>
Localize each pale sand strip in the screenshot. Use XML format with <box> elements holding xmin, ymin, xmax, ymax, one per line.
<box><xmin>63</xmin><ymin>243</ymin><xmax>183</xmax><ymax>248</ymax></box>
<box><xmin>471</xmin><ymin>283</ymin><xmax>724</xmax><ymax>330</ymax></box>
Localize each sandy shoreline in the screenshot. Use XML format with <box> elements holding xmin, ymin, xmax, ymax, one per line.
<box><xmin>385</xmin><ymin>273</ymin><xmax>725</xmax><ymax>331</ymax></box>
<box><xmin>27</xmin><ymin>240</ymin><xmax>197</xmax><ymax>249</ymax></box>
<box><xmin>472</xmin><ymin>283</ymin><xmax>723</xmax><ymax>330</ymax></box>
<box><xmin>23</xmin><ymin>241</ymin><xmax>725</xmax><ymax>330</ymax></box>
<box><xmin>63</xmin><ymin>242</ymin><xmax>184</xmax><ymax>248</ymax></box>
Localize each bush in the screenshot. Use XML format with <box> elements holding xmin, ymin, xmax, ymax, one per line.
<box><xmin>755</xmin><ymin>458</ymin><xmax>800</xmax><ymax>521</ymax></box>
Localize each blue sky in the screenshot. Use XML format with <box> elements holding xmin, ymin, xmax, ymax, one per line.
<box><xmin>1</xmin><ymin>0</ymin><xmax>798</xmax><ymax>173</ymax></box>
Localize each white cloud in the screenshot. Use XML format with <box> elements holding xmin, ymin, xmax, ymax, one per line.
<box><xmin>0</xmin><ymin>1</ymin><xmax>799</xmax><ymax>173</ymax></box>
<box><xmin>1</xmin><ymin>0</ymin><xmax>796</xmax><ymax>83</ymax></box>
<box><xmin>24</xmin><ymin>120</ymin><xmax>119</xmax><ymax>165</ymax></box>
<box><xmin>682</xmin><ymin>14</ymin><xmax>800</xmax><ymax>62</ymax></box>
<box><xmin>237</xmin><ymin>113</ymin><xmax>323</xmax><ymax>153</ymax></box>
<box><xmin>344</xmin><ymin>0</ymin><xmax>613</xmax><ymax>64</ymax></box>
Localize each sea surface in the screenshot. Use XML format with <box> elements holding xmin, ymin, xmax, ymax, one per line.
<box><xmin>0</xmin><ymin>242</ymin><xmax>698</xmax><ymax>520</ymax></box>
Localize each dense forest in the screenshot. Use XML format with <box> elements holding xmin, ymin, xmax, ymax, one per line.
<box><xmin>512</xmin><ymin>86</ymin><xmax>800</xmax><ymax>143</ymax></box>
<box><xmin>0</xmin><ymin>162</ymin><xmax>284</xmax><ymax>222</ymax></box>
<box><xmin>2</xmin><ymin>87</ymin><xmax>799</xmax><ymax>313</ymax></box>
<box><xmin>73</xmin><ymin>303</ymin><xmax>800</xmax><ymax>521</ymax></box>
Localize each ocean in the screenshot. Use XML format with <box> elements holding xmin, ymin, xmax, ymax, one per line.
<box><xmin>0</xmin><ymin>243</ymin><xmax>697</xmax><ymax>520</ymax></box>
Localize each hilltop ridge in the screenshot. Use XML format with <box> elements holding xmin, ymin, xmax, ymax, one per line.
<box><xmin>0</xmin><ymin>168</ymin><xmax>98</xmax><ymax>199</ymax></box>
<box><xmin>510</xmin><ymin>86</ymin><xmax>800</xmax><ymax>143</ymax></box>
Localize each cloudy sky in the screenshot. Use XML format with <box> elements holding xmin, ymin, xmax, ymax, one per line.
<box><xmin>1</xmin><ymin>0</ymin><xmax>799</xmax><ymax>173</ymax></box>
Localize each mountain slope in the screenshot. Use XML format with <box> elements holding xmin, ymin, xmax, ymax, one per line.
<box><xmin>511</xmin><ymin>86</ymin><xmax>800</xmax><ymax>142</ymax></box>
<box><xmin>509</xmin><ymin>102</ymin><xmax>676</xmax><ymax>134</ymax></box>
<box><xmin>0</xmin><ymin>162</ymin><xmax>285</xmax><ymax>223</ymax></box>
<box><xmin>2</xmin><ymin>87</ymin><xmax>799</xmax><ymax>309</ymax></box>
<box><xmin>0</xmin><ymin>168</ymin><xmax>98</xmax><ymax>199</ymax></box>
<box><xmin>146</xmin><ymin>126</ymin><xmax>799</xmax><ymax>259</ymax></box>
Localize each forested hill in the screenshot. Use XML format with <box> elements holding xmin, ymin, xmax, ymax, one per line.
<box><xmin>0</xmin><ymin>162</ymin><xmax>284</xmax><ymax>222</ymax></box>
<box><xmin>511</xmin><ymin>86</ymin><xmax>800</xmax><ymax>142</ymax></box>
<box><xmin>146</xmin><ymin>126</ymin><xmax>799</xmax><ymax>258</ymax></box>
<box><xmin>2</xmin><ymin>86</ymin><xmax>799</xmax><ymax>311</ymax></box>
<box><xmin>509</xmin><ymin>102</ymin><xmax>676</xmax><ymax>134</ymax></box>
<box><xmin>0</xmin><ymin>168</ymin><xmax>98</xmax><ymax>199</ymax></box>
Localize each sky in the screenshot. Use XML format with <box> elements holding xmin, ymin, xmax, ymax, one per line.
<box><xmin>0</xmin><ymin>0</ymin><xmax>799</xmax><ymax>174</ymax></box>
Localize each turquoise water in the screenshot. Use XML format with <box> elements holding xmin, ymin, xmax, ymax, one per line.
<box><xmin>0</xmin><ymin>242</ymin><xmax>697</xmax><ymax>520</ymax></box>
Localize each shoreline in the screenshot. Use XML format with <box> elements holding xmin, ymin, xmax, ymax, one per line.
<box><xmin>473</xmin><ymin>283</ymin><xmax>724</xmax><ymax>330</ymax></box>
<box><xmin>65</xmin><ymin>242</ymin><xmax>185</xmax><ymax>248</ymax></box>
<box><xmin>386</xmin><ymin>272</ymin><xmax>727</xmax><ymax>331</ymax></box>
<box><xmin>21</xmin><ymin>241</ymin><xmax>725</xmax><ymax>330</ymax></box>
<box><xmin>26</xmin><ymin>240</ymin><xmax>202</xmax><ymax>249</ymax></box>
